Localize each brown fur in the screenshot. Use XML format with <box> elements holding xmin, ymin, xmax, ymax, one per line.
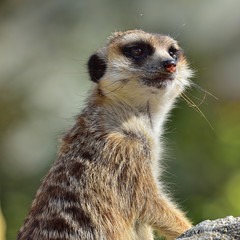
<box><xmin>17</xmin><ymin>30</ymin><xmax>193</xmax><ymax>240</ymax></box>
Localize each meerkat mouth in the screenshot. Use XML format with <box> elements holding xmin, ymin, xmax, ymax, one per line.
<box><xmin>152</xmin><ymin>74</ymin><xmax>174</xmax><ymax>81</ymax></box>
<box><xmin>141</xmin><ymin>73</ymin><xmax>175</xmax><ymax>89</ymax></box>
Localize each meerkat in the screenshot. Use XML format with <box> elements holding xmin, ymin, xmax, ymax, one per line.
<box><xmin>16</xmin><ymin>29</ymin><xmax>193</xmax><ymax>240</ymax></box>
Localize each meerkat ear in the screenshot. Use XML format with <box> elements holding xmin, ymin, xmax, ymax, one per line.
<box><xmin>87</xmin><ymin>51</ymin><xmax>107</xmax><ymax>83</ymax></box>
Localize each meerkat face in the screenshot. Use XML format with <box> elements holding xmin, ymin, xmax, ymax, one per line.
<box><xmin>88</xmin><ymin>30</ymin><xmax>192</xmax><ymax>96</ymax></box>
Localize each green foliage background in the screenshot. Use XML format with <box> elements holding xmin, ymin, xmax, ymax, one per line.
<box><xmin>0</xmin><ymin>1</ymin><xmax>240</xmax><ymax>240</ymax></box>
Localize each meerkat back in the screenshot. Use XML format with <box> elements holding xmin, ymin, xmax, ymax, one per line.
<box><xmin>17</xmin><ymin>30</ymin><xmax>193</xmax><ymax>240</ymax></box>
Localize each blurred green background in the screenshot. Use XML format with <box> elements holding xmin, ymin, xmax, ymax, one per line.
<box><xmin>1</xmin><ymin>0</ymin><xmax>240</xmax><ymax>239</ymax></box>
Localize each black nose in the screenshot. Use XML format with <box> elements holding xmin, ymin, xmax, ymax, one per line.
<box><xmin>163</xmin><ymin>59</ymin><xmax>176</xmax><ymax>73</ymax></box>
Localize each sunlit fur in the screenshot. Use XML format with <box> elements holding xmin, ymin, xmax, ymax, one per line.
<box><xmin>17</xmin><ymin>30</ymin><xmax>193</xmax><ymax>240</ymax></box>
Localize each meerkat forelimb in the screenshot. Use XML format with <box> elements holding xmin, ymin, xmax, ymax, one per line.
<box><xmin>17</xmin><ymin>30</ymin><xmax>193</xmax><ymax>240</ymax></box>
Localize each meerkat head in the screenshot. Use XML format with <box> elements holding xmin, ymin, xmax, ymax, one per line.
<box><xmin>87</xmin><ymin>30</ymin><xmax>193</xmax><ymax>103</ymax></box>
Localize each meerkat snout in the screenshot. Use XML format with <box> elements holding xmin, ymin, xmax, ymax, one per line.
<box><xmin>163</xmin><ymin>59</ymin><xmax>176</xmax><ymax>73</ymax></box>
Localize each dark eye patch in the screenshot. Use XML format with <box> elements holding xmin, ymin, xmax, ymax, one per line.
<box><xmin>121</xmin><ymin>41</ymin><xmax>154</xmax><ymax>64</ymax></box>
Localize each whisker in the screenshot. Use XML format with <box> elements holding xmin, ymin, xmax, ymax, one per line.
<box><xmin>103</xmin><ymin>82</ymin><xmax>126</xmax><ymax>95</ymax></box>
<box><xmin>179</xmin><ymin>92</ymin><xmax>196</xmax><ymax>108</ymax></box>
<box><xmin>184</xmin><ymin>90</ymin><xmax>208</xmax><ymax>107</ymax></box>
<box><xmin>100</xmin><ymin>79</ymin><xmax>125</xmax><ymax>90</ymax></box>
<box><xmin>197</xmin><ymin>91</ymin><xmax>207</xmax><ymax>107</ymax></box>
<box><xmin>180</xmin><ymin>91</ymin><xmax>214</xmax><ymax>130</ymax></box>
<box><xmin>190</xmin><ymin>81</ymin><xmax>219</xmax><ymax>100</ymax></box>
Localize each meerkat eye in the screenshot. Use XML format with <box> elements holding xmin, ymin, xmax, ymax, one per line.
<box><xmin>122</xmin><ymin>42</ymin><xmax>154</xmax><ymax>61</ymax></box>
<box><xmin>168</xmin><ymin>46</ymin><xmax>178</xmax><ymax>60</ymax></box>
<box><xmin>131</xmin><ymin>47</ymin><xmax>144</xmax><ymax>57</ymax></box>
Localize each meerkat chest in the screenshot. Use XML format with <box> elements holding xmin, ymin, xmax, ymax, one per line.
<box><xmin>121</xmin><ymin>114</ymin><xmax>161</xmax><ymax>162</ymax></box>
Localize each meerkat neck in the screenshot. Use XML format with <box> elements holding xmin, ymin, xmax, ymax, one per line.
<box><xmin>146</xmin><ymin>97</ymin><xmax>175</xmax><ymax>135</ymax></box>
<box><xmin>90</xmin><ymin>85</ymin><xmax>177</xmax><ymax>138</ymax></box>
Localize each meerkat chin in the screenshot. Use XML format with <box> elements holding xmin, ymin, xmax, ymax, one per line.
<box><xmin>17</xmin><ymin>30</ymin><xmax>193</xmax><ymax>240</ymax></box>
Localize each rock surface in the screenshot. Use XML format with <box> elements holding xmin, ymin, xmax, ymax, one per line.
<box><xmin>176</xmin><ymin>216</ymin><xmax>240</xmax><ymax>240</ymax></box>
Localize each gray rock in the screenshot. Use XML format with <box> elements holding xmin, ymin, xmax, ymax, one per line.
<box><xmin>176</xmin><ymin>216</ymin><xmax>240</xmax><ymax>240</ymax></box>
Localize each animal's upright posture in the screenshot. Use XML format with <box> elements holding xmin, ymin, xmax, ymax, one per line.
<box><xmin>17</xmin><ymin>30</ymin><xmax>193</xmax><ymax>240</ymax></box>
